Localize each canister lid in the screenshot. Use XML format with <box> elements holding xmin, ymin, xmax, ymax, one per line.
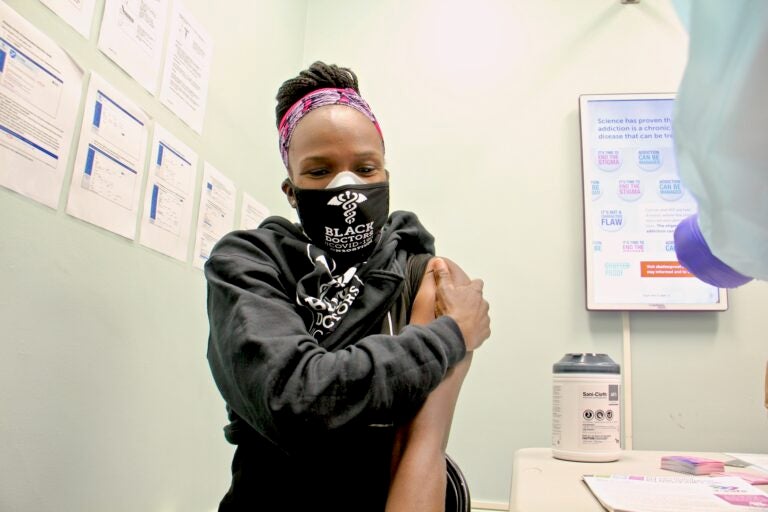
<box><xmin>553</xmin><ymin>353</ymin><xmax>620</xmax><ymax>374</ymax></box>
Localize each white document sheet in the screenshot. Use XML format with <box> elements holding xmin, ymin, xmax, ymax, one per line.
<box><xmin>193</xmin><ymin>162</ymin><xmax>235</xmax><ymax>269</ymax></box>
<box><xmin>726</xmin><ymin>453</ymin><xmax>768</xmax><ymax>475</ymax></box>
<box><xmin>158</xmin><ymin>0</ymin><xmax>212</xmax><ymax>134</ymax></box>
<box><xmin>0</xmin><ymin>2</ymin><xmax>83</xmax><ymax>208</ymax></box>
<box><xmin>583</xmin><ymin>474</ymin><xmax>768</xmax><ymax>511</ymax></box>
<box><xmin>97</xmin><ymin>0</ymin><xmax>169</xmax><ymax>93</ymax></box>
<box><xmin>66</xmin><ymin>73</ymin><xmax>149</xmax><ymax>238</ymax></box>
<box><xmin>139</xmin><ymin>125</ymin><xmax>198</xmax><ymax>260</ymax></box>
<box><xmin>40</xmin><ymin>0</ymin><xmax>97</xmax><ymax>38</ymax></box>
<box><xmin>240</xmin><ymin>192</ymin><xmax>269</xmax><ymax>230</ymax></box>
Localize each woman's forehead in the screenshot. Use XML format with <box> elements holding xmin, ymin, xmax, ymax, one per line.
<box><xmin>289</xmin><ymin>106</ymin><xmax>384</xmax><ymax>156</ymax></box>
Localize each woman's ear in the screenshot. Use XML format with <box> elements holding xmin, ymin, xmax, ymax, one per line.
<box><xmin>281</xmin><ymin>178</ymin><xmax>297</xmax><ymax>208</ymax></box>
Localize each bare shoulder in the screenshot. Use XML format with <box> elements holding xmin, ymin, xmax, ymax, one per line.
<box><xmin>424</xmin><ymin>256</ymin><xmax>471</xmax><ymax>285</ymax></box>
<box><xmin>410</xmin><ymin>257</ymin><xmax>472</xmax><ymax>325</ymax></box>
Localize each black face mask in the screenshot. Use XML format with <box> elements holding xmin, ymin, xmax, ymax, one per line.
<box><xmin>292</xmin><ymin>181</ymin><xmax>390</xmax><ymax>264</ymax></box>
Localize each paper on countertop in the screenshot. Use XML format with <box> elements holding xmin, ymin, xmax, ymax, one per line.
<box><xmin>583</xmin><ymin>474</ymin><xmax>768</xmax><ymax>511</ymax></box>
<box><xmin>726</xmin><ymin>454</ymin><xmax>768</xmax><ymax>475</ymax></box>
<box><xmin>763</xmin><ymin>363</ymin><xmax>768</xmax><ymax>409</ymax></box>
<box><xmin>710</xmin><ymin>472</ymin><xmax>768</xmax><ymax>486</ymax></box>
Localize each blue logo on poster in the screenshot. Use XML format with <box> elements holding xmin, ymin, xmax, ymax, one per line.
<box><xmin>593</xmin><ymin>240</ymin><xmax>602</xmax><ymax>252</ymax></box>
<box><xmin>591</xmin><ymin>180</ymin><xmax>602</xmax><ymax>201</ymax></box>
<box><xmin>658</xmin><ymin>179</ymin><xmax>683</xmax><ymax>201</ymax></box>
<box><xmin>605</xmin><ymin>262</ymin><xmax>631</xmax><ymax>277</ymax></box>
<box><xmin>638</xmin><ymin>150</ymin><xmax>662</xmax><ymax>171</ymax></box>
<box><xmin>600</xmin><ymin>208</ymin><xmax>624</xmax><ymax>232</ymax></box>
<box><xmin>596</xmin><ymin>150</ymin><xmax>621</xmax><ymax>172</ymax></box>
<box><xmin>665</xmin><ymin>240</ymin><xmax>675</xmax><ymax>252</ymax></box>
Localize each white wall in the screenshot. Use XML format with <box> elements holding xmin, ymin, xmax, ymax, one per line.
<box><xmin>303</xmin><ymin>0</ymin><xmax>768</xmax><ymax>505</ymax></box>
<box><xmin>0</xmin><ymin>1</ymin><xmax>307</xmax><ymax>511</ymax></box>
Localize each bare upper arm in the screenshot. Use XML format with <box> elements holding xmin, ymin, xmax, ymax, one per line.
<box><xmin>409</xmin><ymin>257</ymin><xmax>471</xmax><ymax>326</ymax></box>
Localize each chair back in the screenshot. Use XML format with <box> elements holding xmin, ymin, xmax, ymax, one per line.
<box><xmin>445</xmin><ymin>454</ymin><xmax>471</xmax><ymax>512</ymax></box>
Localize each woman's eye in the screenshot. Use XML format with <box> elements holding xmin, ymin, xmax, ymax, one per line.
<box><xmin>356</xmin><ymin>167</ymin><xmax>376</xmax><ymax>175</ymax></box>
<box><xmin>307</xmin><ymin>169</ymin><xmax>329</xmax><ymax>177</ymax></box>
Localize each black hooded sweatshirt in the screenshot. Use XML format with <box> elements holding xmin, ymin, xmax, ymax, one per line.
<box><xmin>205</xmin><ymin>210</ymin><xmax>466</xmax><ymax>511</ymax></box>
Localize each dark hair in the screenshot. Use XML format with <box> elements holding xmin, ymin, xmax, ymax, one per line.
<box><xmin>275</xmin><ymin>61</ymin><xmax>360</xmax><ymax>128</ymax></box>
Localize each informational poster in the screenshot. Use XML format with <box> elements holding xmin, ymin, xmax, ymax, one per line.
<box><xmin>97</xmin><ymin>0</ymin><xmax>169</xmax><ymax>93</ymax></box>
<box><xmin>158</xmin><ymin>0</ymin><xmax>212</xmax><ymax>134</ymax></box>
<box><xmin>139</xmin><ymin>125</ymin><xmax>198</xmax><ymax>261</ymax></box>
<box><xmin>40</xmin><ymin>0</ymin><xmax>97</xmax><ymax>38</ymax></box>
<box><xmin>240</xmin><ymin>192</ymin><xmax>269</xmax><ymax>230</ymax></box>
<box><xmin>66</xmin><ymin>73</ymin><xmax>149</xmax><ymax>239</ymax></box>
<box><xmin>579</xmin><ymin>93</ymin><xmax>727</xmax><ymax>311</ymax></box>
<box><xmin>193</xmin><ymin>162</ymin><xmax>235</xmax><ymax>269</ymax></box>
<box><xmin>0</xmin><ymin>2</ymin><xmax>83</xmax><ymax>208</ymax></box>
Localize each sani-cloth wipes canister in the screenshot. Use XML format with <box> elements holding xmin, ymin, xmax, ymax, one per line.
<box><xmin>552</xmin><ymin>353</ymin><xmax>621</xmax><ymax>462</ymax></box>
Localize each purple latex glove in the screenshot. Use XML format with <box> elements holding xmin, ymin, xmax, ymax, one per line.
<box><xmin>674</xmin><ymin>214</ymin><xmax>753</xmax><ymax>288</ymax></box>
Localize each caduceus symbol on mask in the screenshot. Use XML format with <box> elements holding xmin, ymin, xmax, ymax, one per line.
<box><xmin>328</xmin><ymin>190</ymin><xmax>368</xmax><ymax>224</ymax></box>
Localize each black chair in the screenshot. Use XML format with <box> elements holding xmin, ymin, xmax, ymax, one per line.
<box><xmin>445</xmin><ymin>454</ymin><xmax>471</xmax><ymax>512</ymax></box>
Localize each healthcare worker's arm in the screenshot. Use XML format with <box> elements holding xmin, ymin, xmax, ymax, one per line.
<box><xmin>672</xmin><ymin>0</ymin><xmax>768</xmax><ymax>286</ymax></box>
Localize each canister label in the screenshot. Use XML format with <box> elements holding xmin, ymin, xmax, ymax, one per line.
<box><xmin>552</xmin><ymin>384</ymin><xmax>564</xmax><ymax>448</ymax></box>
<box><xmin>552</xmin><ymin>379</ymin><xmax>621</xmax><ymax>456</ymax></box>
<box><xmin>578</xmin><ymin>383</ymin><xmax>620</xmax><ymax>449</ymax></box>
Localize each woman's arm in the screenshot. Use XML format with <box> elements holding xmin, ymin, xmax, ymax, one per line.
<box><xmin>386</xmin><ymin>257</ymin><xmax>474</xmax><ymax>512</ymax></box>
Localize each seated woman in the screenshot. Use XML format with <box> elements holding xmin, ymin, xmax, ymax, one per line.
<box><xmin>205</xmin><ymin>61</ymin><xmax>490</xmax><ymax>511</ymax></box>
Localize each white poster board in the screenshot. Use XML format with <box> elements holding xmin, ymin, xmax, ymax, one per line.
<box><xmin>158</xmin><ymin>0</ymin><xmax>212</xmax><ymax>134</ymax></box>
<box><xmin>192</xmin><ymin>162</ymin><xmax>235</xmax><ymax>269</ymax></box>
<box><xmin>97</xmin><ymin>0</ymin><xmax>169</xmax><ymax>94</ymax></box>
<box><xmin>66</xmin><ymin>73</ymin><xmax>149</xmax><ymax>239</ymax></box>
<box><xmin>0</xmin><ymin>2</ymin><xmax>84</xmax><ymax>208</ymax></box>
<box><xmin>139</xmin><ymin>125</ymin><xmax>198</xmax><ymax>261</ymax></box>
<box><xmin>239</xmin><ymin>192</ymin><xmax>269</xmax><ymax>230</ymax></box>
<box><xmin>40</xmin><ymin>0</ymin><xmax>97</xmax><ymax>39</ymax></box>
<box><xmin>579</xmin><ymin>93</ymin><xmax>727</xmax><ymax>311</ymax></box>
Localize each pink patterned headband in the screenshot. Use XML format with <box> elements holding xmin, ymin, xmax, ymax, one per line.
<box><xmin>278</xmin><ymin>87</ymin><xmax>384</xmax><ymax>168</ymax></box>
